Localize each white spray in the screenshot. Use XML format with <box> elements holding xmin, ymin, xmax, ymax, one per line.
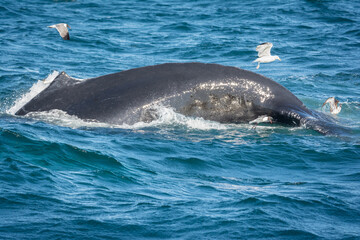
<box><xmin>7</xmin><ymin>71</ymin><xmax>60</xmax><ymax>115</ymax></box>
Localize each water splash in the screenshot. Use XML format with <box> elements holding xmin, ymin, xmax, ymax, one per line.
<box><xmin>7</xmin><ymin>71</ymin><xmax>60</xmax><ymax>115</ymax></box>
<box><xmin>21</xmin><ymin>105</ymin><xmax>228</xmax><ymax>131</ymax></box>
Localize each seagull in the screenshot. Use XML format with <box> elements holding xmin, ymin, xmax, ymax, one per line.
<box><xmin>253</xmin><ymin>42</ymin><xmax>281</xmax><ymax>69</ymax></box>
<box><xmin>48</xmin><ymin>23</ymin><xmax>71</xmax><ymax>40</ymax></box>
<box><xmin>249</xmin><ymin>115</ymin><xmax>273</xmax><ymax>129</ymax></box>
<box><xmin>322</xmin><ymin>97</ymin><xmax>342</xmax><ymax>114</ymax></box>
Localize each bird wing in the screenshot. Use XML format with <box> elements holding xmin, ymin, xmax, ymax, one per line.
<box><xmin>56</xmin><ymin>24</ymin><xmax>70</xmax><ymax>40</ymax></box>
<box><xmin>256</xmin><ymin>42</ymin><xmax>273</xmax><ymax>57</ymax></box>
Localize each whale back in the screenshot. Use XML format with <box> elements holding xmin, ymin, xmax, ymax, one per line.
<box><xmin>16</xmin><ymin>62</ymin><xmax>315</xmax><ymax>126</ymax></box>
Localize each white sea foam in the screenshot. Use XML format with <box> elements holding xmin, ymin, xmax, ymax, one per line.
<box><xmin>25</xmin><ymin>109</ymin><xmax>112</xmax><ymax>129</ymax></box>
<box><xmin>7</xmin><ymin>71</ymin><xmax>60</xmax><ymax>115</ymax></box>
<box><xmin>14</xmin><ymin>104</ymin><xmax>280</xmax><ymax>133</ymax></box>
<box><xmin>341</xmin><ymin>100</ymin><xmax>360</xmax><ymax>109</ymax></box>
<box><xmin>126</xmin><ymin>105</ymin><xmax>228</xmax><ymax>130</ymax></box>
<box><xmin>21</xmin><ymin>105</ymin><xmax>229</xmax><ymax>131</ymax></box>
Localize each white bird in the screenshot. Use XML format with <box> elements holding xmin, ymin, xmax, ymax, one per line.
<box><xmin>48</xmin><ymin>23</ymin><xmax>71</xmax><ymax>40</ymax></box>
<box><xmin>322</xmin><ymin>97</ymin><xmax>342</xmax><ymax>114</ymax></box>
<box><xmin>253</xmin><ymin>42</ymin><xmax>281</xmax><ymax>69</ymax></box>
<box><xmin>249</xmin><ymin>115</ymin><xmax>273</xmax><ymax>129</ymax></box>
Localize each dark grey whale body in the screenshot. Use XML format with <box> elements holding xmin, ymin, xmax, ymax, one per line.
<box><xmin>15</xmin><ymin>62</ymin><xmax>343</xmax><ymax>134</ymax></box>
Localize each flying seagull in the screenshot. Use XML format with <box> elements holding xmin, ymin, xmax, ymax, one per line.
<box><xmin>249</xmin><ymin>115</ymin><xmax>273</xmax><ymax>129</ymax></box>
<box><xmin>253</xmin><ymin>42</ymin><xmax>281</xmax><ymax>69</ymax></box>
<box><xmin>48</xmin><ymin>23</ymin><xmax>71</xmax><ymax>40</ymax></box>
<box><xmin>322</xmin><ymin>97</ymin><xmax>342</xmax><ymax>114</ymax></box>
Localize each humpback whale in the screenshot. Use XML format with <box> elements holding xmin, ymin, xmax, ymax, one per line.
<box><xmin>14</xmin><ymin>63</ymin><xmax>344</xmax><ymax>134</ymax></box>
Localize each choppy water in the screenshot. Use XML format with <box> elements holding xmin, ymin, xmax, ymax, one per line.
<box><xmin>1</xmin><ymin>0</ymin><xmax>360</xmax><ymax>239</ymax></box>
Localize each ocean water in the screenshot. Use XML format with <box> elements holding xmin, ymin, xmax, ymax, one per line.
<box><xmin>1</xmin><ymin>0</ymin><xmax>360</xmax><ymax>239</ymax></box>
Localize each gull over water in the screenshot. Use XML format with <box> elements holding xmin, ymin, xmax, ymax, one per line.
<box><xmin>322</xmin><ymin>97</ymin><xmax>342</xmax><ymax>114</ymax></box>
<box><xmin>253</xmin><ymin>42</ymin><xmax>281</xmax><ymax>69</ymax></box>
<box><xmin>48</xmin><ymin>23</ymin><xmax>71</xmax><ymax>40</ymax></box>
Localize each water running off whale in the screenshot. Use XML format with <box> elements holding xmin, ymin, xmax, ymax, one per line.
<box><xmin>11</xmin><ymin>63</ymin><xmax>346</xmax><ymax>135</ymax></box>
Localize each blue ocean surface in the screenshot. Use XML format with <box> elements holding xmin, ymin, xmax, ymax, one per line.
<box><xmin>1</xmin><ymin>0</ymin><xmax>360</xmax><ymax>239</ymax></box>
